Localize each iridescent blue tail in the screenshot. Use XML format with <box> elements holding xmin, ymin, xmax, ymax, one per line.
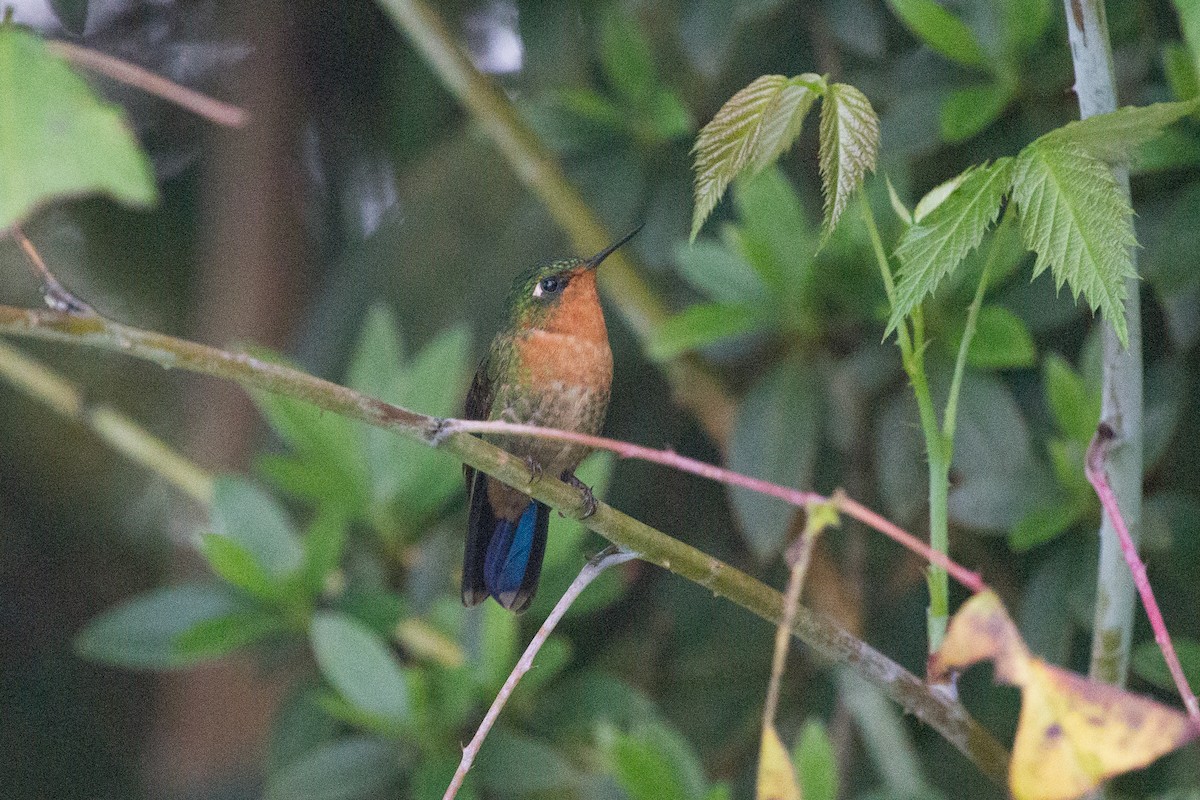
<box><xmin>463</xmin><ymin>471</ymin><xmax>549</xmax><ymax>612</ymax></box>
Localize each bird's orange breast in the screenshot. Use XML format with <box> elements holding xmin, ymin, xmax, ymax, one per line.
<box><xmin>516</xmin><ymin>271</ymin><xmax>612</xmax><ymax>391</ymax></box>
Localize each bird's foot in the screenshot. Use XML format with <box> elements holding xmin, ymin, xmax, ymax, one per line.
<box><xmin>524</xmin><ymin>456</ymin><xmax>543</xmax><ymax>485</ymax></box>
<box><xmin>563</xmin><ymin>471</ymin><xmax>597</xmax><ymax>518</ymax></box>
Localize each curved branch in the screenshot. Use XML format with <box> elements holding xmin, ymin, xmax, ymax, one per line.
<box><xmin>0</xmin><ymin>304</ymin><xmax>1008</xmax><ymax>781</ymax></box>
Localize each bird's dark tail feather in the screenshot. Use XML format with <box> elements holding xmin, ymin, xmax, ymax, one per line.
<box><xmin>463</xmin><ymin>471</ymin><xmax>549</xmax><ymax>612</ymax></box>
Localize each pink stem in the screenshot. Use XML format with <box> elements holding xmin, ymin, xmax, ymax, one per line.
<box><xmin>1086</xmin><ymin>425</ymin><xmax>1200</xmax><ymax>722</ymax></box>
<box><xmin>446</xmin><ymin>419</ymin><xmax>987</xmax><ymax>594</ymax></box>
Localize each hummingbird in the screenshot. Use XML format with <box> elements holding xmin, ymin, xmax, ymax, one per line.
<box><xmin>461</xmin><ymin>227</ymin><xmax>641</xmax><ymax>612</ymax></box>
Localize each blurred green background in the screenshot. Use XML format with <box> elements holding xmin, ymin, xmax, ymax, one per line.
<box><xmin>1</xmin><ymin>0</ymin><xmax>1199</xmax><ymax>798</ymax></box>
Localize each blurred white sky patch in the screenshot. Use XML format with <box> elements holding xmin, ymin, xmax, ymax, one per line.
<box><xmin>464</xmin><ymin>0</ymin><xmax>523</xmax><ymax>75</ymax></box>
<box><xmin>7</xmin><ymin>0</ymin><xmax>59</xmax><ymax>28</ymax></box>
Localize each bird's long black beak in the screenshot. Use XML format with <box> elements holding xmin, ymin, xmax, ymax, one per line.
<box><xmin>583</xmin><ymin>224</ymin><xmax>644</xmax><ymax>270</ymax></box>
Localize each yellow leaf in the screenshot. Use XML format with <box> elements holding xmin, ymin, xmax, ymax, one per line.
<box><xmin>757</xmin><ymin>725</ymin><xmax>802</xmax><ymax>800</ymax></box>
<box><xmin>1011</xmin><ymin>661</ymin><xmax>1198</xmax><ymax>800</ymax></box>
<box><xmin>931</xmin><ymin>592</ymin><xmax>1199</xmax><ymax>800</ymax></box>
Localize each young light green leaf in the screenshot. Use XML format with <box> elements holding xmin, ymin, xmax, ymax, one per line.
<box><xmin>889</xmin><ymin>159</ymin><xmax>1013</xmax><ymax>333</ymax></box>
<box><xmin>818</xmin><ymin>83</ymin><xmax>880</xmax><ymax>236</ymax></box>
<box><xmin>265</xmin><ymin>736</ymin><xmax>403</xmax><ymax>800</ymax></box>
<box><xmin>729</xmin><ymin>361</ymin><xmax>822</xmax><ymax>559</ymax></box>
<box><xmin>965</xmin><ymin>305</ymin><xmax>1037</xmax><ymax>369</ymax></box>
<box><xmin>648</xmin><ymin>303</ymin><xmax>762</xmax><ymax>361</ymax></box>
<box><xmin>886</xmin><ymin>177</ymin><xmax>913</xmax><ymax>225</ymax></box>
<box><xmin>211</xmin><ymin>477</ymin><xmax>305</xmax><ymax>577</ymax></box>
<box><xmin>0</xmin><ymin>25</ymin><xmax>156</xmax><ymax>230</ymax></box>
<box><xmin>1036</xmin><ymin>100</ymin><xmax>1199</xmax><ymax>164</ymax></box>
<box><xmin>885</xmin><ymin>0</ymin><xmax>989</xmax><ymax>67</ymax></box>
<box><xmin>691</xmin><ymin>74</ymin><xmax>824</xmax><ymax>239</ymax></box>
<box><xmin>75</xmin><ymin>584</ymin><xmax>240</xmax><ymax>670</ymax></box>
<box><xmin>310</xmin><ymin>611</ymin><xmax>410</xmax><ymax>724</ymax></box>
<box><xmin>1011</xmin><ymin>142</ymin><xmax>1136</xmax><ymax>346</ymax></box>
<box><xmin>794</xmin><ymin>719</ymin><xmax>838</xmax><ymax>800</ymax></box>
<box><xmin>912</xmin><ymin>170</ymin><xmax>971</xmax><ymax>223</ymax></box>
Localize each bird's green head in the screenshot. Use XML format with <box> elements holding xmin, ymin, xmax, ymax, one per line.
<box><xmin>503</xmin><ymin>226</ymin><xmax>641</xmax><ymax>332</ymax></box>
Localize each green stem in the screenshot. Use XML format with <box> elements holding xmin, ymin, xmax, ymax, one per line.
<box><xmin>377</xmin><ymin>0</ymin><xmax>736</xmax><ymax>447</ymax></box>
<box><xmin>0</xmin><ymin>304</ymin><xmax>1008</xmax><ymax>781</ymax></box>
<box><xmin>858</xmin><ymin>193</ymin><xmax>950</xmax><ymax>652</ymax></box>
<box><xmin>1060</xmin><ymin>0</ymin><xmax>1144</xmax><ymax>688</ymax></box>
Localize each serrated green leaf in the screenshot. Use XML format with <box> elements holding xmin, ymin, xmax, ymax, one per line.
<box><xmin>886</xmin><ymin>177</ymin><xmax>913</xmax><ymax>225</ymax></box>
<box><xmin>818</xmin><ymin>82</ymin><xmax>880</xmax><ymax>236</ymax></box>
<box><xmin>198</xmin><ymin>532</ymin><xmax>276</xmax><ymax>599</ymax></box>
<box><xmin>889</xmin><ymin>159</ymin><xmax>1013</xmax><ymax>332</ymax></box>
<box><xmin>729</xmin><ymin>361</ymin><xmax>822</xmax><ymax>559</ymax></box>
<box><xmin>265</xmin><ymin>736</ymin><xmax>403</xmax><ymax>800</ymax></box>
<box><xmin>648</xmin><ymin>303</ymin><xmax>762</xmax><ymax>361</ymax></box>
<box><xmin>940</xmin><ymin>81</ymin><xmax>1013</xmax><ymax>143</ymax></box>
<box><xmin>691</xmin><ymin>74</ymin><xmax>824</xmax><ymax>239</ymax></box>
<box><xmin>1037</xmin><ymin>100</ymin><xmax>1199</xmax><ymax>163</ymax></box>
<box><xmin>310</xmin><ymin>611</ymin><xmax>410</xmax><ymax>724</ymax></box>
<box><xmin>0</xmin><ymin>25</ymin><xmax>157</xmax><ymax>230</ymax></box>
<box><xmin>211</xmin><ymin>477</ymin><xmax>304</xmax><ymax>577</ymax></box>
<box><xmin>885</xmin><ymin>0</ymin><xmax>989</xmax><ymax>67</ymax></box>
<box><xmin>1131</xmin><ymin>637</ymin><xmax>1200</xmax><ymax>691</ymax></box>
<box><xmin>912</xmin><ymin>171</ymin><xmax>970</xmax><ymax>223</ymax></box>
<box><xmin>965</xmin><ymin>305</ymin><xmax>1036</xmax><ymax>369</ymax></box>
<box><xmin>794</xmin><ymin>719</ymin><xmax>838</xmax><ymax>800</ymax></box>
<box><xmin>75</xmin><ymin>584</ymin><xmax>239</xmax><ymax>670</ymax></box>
<box><xmin>1043</xmin><ymin>354</ymin><xmax>1100</xmax><ymax>443</ymax></box>
<box><xmin>674</xmin><ymin>240</ymin><xmax>769</xmax><ymax>304</ymax></box>
<box><xmin>174</xmin><ymin>609</ymin><xmax>286</xmax><ymax>659</ymax></box>
<box><xmin>1011</xmin><ymin>142</ymin><xmax>1136</xmax><ymax>345</ymax></box>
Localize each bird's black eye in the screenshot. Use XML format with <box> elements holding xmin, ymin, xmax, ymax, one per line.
<box><xmin>538</xmin><ymin>276</ymin><xmax>562</xmax><ymax>294</ymax></box>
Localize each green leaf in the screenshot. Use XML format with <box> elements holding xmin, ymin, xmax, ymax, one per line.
<box><xmin>75</xmin><ymin>584</ymin><xmax>239</xmax><ymax>670</ymax></box>
<box><xmin>1163</xmin><ymin>42</ymin><xmax>1199</xmax><ymax>102</ymax></box>
<box><xmin>940</xmin><ymin>81</ymin><xmax>1014</xmax><ymax>143</ymax></box>
<box><xmin>300</xmin><ymin>511</ymin><xmax>349</xmax><ymax>594</ymax></box>
<box><xmin>1000</xmin><ymin>0</ymin><xmax>1052</xmax><ymax>52</ymax></box>
<box><xmin>265</xmin><ymin>736</ymin><xmax>403</xmax><ymax>800</ymax></box>
<box><xmin>1037</xmin><ymin>100</ymin><xmax>1199</xmax><ymax>163</ymax></box>
<box><xmin>310</xmin><ymin>611</ymin><xmax>410</xmax><ymax>724</ymax></box>
<box><xmin>599</xmin><ymin>5</ymin><xmax>656</xmax><ymax>106</ymax></box>
<box><xmin>475</xmin><ymin>728</ymin><xmax>579</xmax><ymax>795</ymax></box>
<box><xmin>174</xmin><ymin>609</ymin><xmax>286</xmax><ymax>659</ymax></box>
<box><xmin>818</xmin><ymin>82</ymin><xmax>880</xmax><ymax>236</ymax></box>
<box><xmin>1008</xmin><ymin>501</ymin><xmax>1085</xmax><ymax>551</ymax></box>
<box><xmin>197</xmin><ymin>533</ymin><xmax>277</xmax><ymax>599</ymax></box>
<box><xmin>607</xmin><ymin>722</ymin><xmax>706</xmax><ymax>800</ymax></box>
<box><xmin>885</xmin><ymin>0</ymin><xmax>989</xmax><ymax>67</ymax></box>
<box><xmin>48</xmin><ymin>0</ymin><xmax>89</xmax><ymax>34</ymax></box>
<box><xmin>838</xmin><ymin>670</ymin><xmax>929</xmax><ymax>797</ymax></box>
<box><xmin>345</xmin><ymin>304</ymin><xmax>404</xmax><ymax>399</ymax></box>
<box><xmin>965</xmin><ymin>305</ymin><xmax>1036</xmax><ymax>369</ymax></box>
<box><xmin>0</xmin><ymin>25</ymin><xmax>156</xmax><ymax>230</ymax></box>
<box><xmin>1177</xmin><ymin>0</ymin><xmax>1200</xmax><ymax>76</ymax></box>
<box><xmin>1043</xmin><ymin>354</ymin><xmax>1101</xmax><ymax>444</ymax></box>
<box><xmin>648</xmin><ymin>303</ymin><xmax>762</xmax><ymax>361</ymax></box>
<box><xmin>674</xmin><ymin>240</ymin><xmax>769</xmax><ymax>304</ymax></box>
<box><xmin>733</xmin><ymin>165</ymin><xmax>818</xmax><ymax>293</ymax></box>
<box><xmin>211</xmin><ymin>477</ymin><xmax>304</xmax><ymax>577</ymax></box>
<box><xmin>729</xmin><ymin>361</ymin><xmax>822</xmax><ymax>559</ymax></box>
<box><xmin>267</xmin><ymin>689</ymin><xmax>339</xmax><ymax>777</ymax></box>
<box><xmin>691</xmin><ymin>74</ymin><xmax>824</xmax><ymax>239</ymax></box>
<box><xmin>1133</xmin><ymin>637</ymin><xmax>1200</xmax><ymax>692</ymax></box>
<box><xmin>794</xmin><ymin>719</ymin><xmax>838</xmax><ymax>800</ymax></box>
<box><xmin>1011</xmin><ymin>142</ymin><xmax>1136</xmax><ymax>346</ymax></box>
<box><xmin>889</xmin><ymin>159</ymin><xmax>1013</xmax><ymax>332</ymax></box>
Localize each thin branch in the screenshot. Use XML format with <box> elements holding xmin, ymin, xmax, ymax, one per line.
<box><xmin>0</xmin><ymin>304</ymin><xmax>1008</xmax><ymax>780</ymax></box>
<box><xmin>1086</xmin><ymin>426</ymin><xmax>1199</xmax><ymax>722</ymax></box>
<box><xmin>445</xmin><ymin>420</ymin><xmax>987</xmax><ymax>594</ymax></box>
<box><xmin>443</xmin><ymin>547</ymin><xmax>639</xmax><ymax>800</ymax></box>
<box><xmin>47</xmin><ymin>40</ymin><xmax>249</xmax><ymax>128</ymax></box>
<box><xmin>11</xmin><ymin>225</ymin><xmax>95</xmax><ymax>314</ymax></box>
<box><xmin>375</xmin><ymin>0</ymin><xmax>736</xmax><ymax>447</ymax></box>
<box><xmin>1061</xmin><ymin>0</ymin><xmax>1145</xmax><ymax>689</ymax></box>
